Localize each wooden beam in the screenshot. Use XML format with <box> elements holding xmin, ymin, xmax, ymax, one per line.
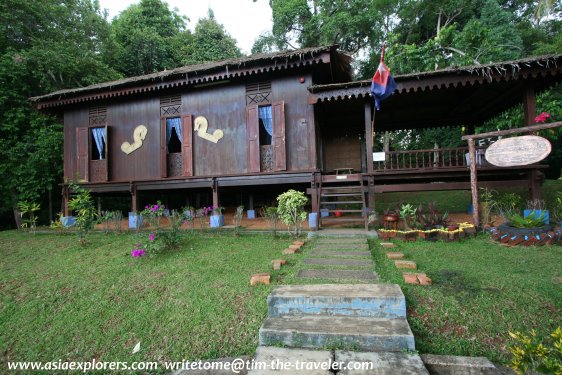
<box><xmin>462</xmin><ymin>121</ymin><xmax>562</xmax><ymax>140</ymax></box>
<box><xmin>364</xmin><ymin>102</ymin><xmax>374</xmax><ymax>174</ymax></box>
<box><xmin>468</xmin><ymin>139</ymin><xmax>480</xmax><ymax>228</ymax></box>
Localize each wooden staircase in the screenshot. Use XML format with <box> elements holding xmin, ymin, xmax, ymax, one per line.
<box><xmin>316</xmin><ymin>174</ymin><xmax>369</xmax><ymax>231</ymax></box>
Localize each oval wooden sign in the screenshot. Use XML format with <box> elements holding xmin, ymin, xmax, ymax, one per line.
<box><xmin>485</xmin><ymin>135</ymin><xmax>551</xmax><ymax>167</ymax></box>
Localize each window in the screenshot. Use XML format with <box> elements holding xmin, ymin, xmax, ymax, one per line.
<box><xmin>166</xmin><ymin>117</ymin><xmax>182</xmax><ymax>153</ymax></box>
<box><xmin>90</xmin><ymin>127</ymin><xmax>106</xmax><ymax>160</ymax></box>
<box><xmin>258</xmin><ymin>105</ymin><xmax>273</xmax><ymax>146</ymax></box>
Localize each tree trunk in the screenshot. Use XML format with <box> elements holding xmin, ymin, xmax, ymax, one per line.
<box><xmin>13</xmin><ymin>207</ymin><xmax>22</xmax><ymax>229</ymax></box>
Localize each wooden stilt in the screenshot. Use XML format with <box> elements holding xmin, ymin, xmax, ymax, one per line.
<box><xmin>468</xmin><ymin>139</ymin><xmax>480</xmax><ymax>228</ymax></box>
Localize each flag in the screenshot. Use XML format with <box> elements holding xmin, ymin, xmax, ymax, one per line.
<box><xmin>370</xmin><ymin>45</ymin><xmax>397</xmax><ymax>110</ymax></box>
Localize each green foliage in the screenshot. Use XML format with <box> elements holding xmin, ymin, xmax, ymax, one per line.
<box><xmin>509</xmin><ymin>327</ymin><xmax>562</xmax><ymax>374</ymax></box>
<box><xmin>399</xmin><ymin>203</ymin><xmax>419</xmax><ymax>230</ymax></box>
<box><xmin>140</xmin><ymin>201</ymin><xmax>165</xmax><ymax>230</ymax></box>
<box><xmin>416</xmin><ymin>201</ymin><xmax>449</xmax><ymax>229</ymax></box>
<box><xmin>17</xmin><ymin>201</ymin><xmax>40</xmax><ymax>233</ymax></box>
<box><xmin>509</xmin><ymin>212</ymin><xmax>546</xmax><ymax>229</ymax></box>
<box><xmin>553</xmin><ymin>192</ymin><xmax>562</xmax><ymax>223</ymax></box>
<box><xmin>261</xmin><ymin>205</ymin><xmax>279</xmax><ymax>236</ymax></box>
<box><xmin>276</xmin><ymin>190</ymin><xmax>308</xmax><ymax>237</ymax></box>
<box><xmin>494</xmin><ymin>192</ymin><xmax>523</xmax><ymax>222</ymax></box>
<box><xmin>67</xmin><ymin>182</ymin><xmax>98</xmax><ymax>244</ymax></box>
<box><xmin>233</xmin><ymin>205</ymin><xmax>244</xmax><ymax>235</ymax></box>
<box><xmin>183</xmin><ymin>9</ymin><xmax>241</xmax><ymax>65</ymax></box>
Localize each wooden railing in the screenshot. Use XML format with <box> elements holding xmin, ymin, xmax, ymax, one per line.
<box><xmin>373</xmin><ymin>146</ymin><xmax>488</xmax><ymax>171</ymax></box>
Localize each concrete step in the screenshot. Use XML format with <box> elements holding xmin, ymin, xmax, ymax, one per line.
<box><xmin>267</xmin><ymin>284</ymin><xmax>406</xmax><ymax>318</ymax></box>
<box><xmin>316</xmin><ymin>238</ymin><xmax>367</xmax><ymax>244</ymax></box>
<box><xmin>303</xmin><ymin>258</ymin><xmax>374</xmax><ymax>268</ymax></box>
<box><xmin>337</xmin><ymin>351</ymin><xmax>429</xmax><ymax>375</ymax></box>
<box><xmin>297</xmin><ymin>269</ymin><xmax>377</xmax><ymax>282</ymax></box>
<box><xmin>259</xmin><ymin>315</ymin><xmax>415</xmax><ymax>352</ymax></box>
<box><xmin>248</xmin><ymin>346</ymin><xmax>332</xmax><ymax>375</ymax></box>
<box><xmin>315</xmin><ymin>243</ymin><xmax>369</xmax><ymax>250</ymax></box>
<box><xmin>308</xmin><ymin>250</ymin><xmax>372</xmax><ymax>258</ymax></box>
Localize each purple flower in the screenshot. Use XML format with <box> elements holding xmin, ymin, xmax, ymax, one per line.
<box><xmin>131</xmin><ymin>248</ymin><xmax>145</xmax><ymax>257</ymax></box>
<box><xmin>136</xmin><ymin>243</ymin><xmax>142</xmax><ymax>247</ymax></box>
<box><xmin>148</xmin><ymin>233</ymin><xmax>156</xmax><ymax>241</ymax></box>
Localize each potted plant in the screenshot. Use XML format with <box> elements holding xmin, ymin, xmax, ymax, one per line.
<box><xmin>383</xmin><ymin>208</ymin><xmax>399</xmax><ymax>230</ymax></box>
<box><xmin>210</xmin><ymin>205</ymin><xmax>224</xmax><ymax>228</ymax></box>
<box><xmin>524</xmin><ymin>199</ymin><xmax>549</xmax><ymax>226</ymax></box>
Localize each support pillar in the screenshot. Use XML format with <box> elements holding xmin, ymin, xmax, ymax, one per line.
<box><xmin>211</xmin><ymin>178</ymin><xmax>219</xmax><ymax>208</ymax></box>
<box><xmin>248</xmin><ymin>194</ymin><xmax>254</xmax><ymax>210</ymax></box>
<box><xmin>130</xmin><ymin>183</ymin><xmax>137</xmax><ymax>213</ymax></box>
<box><xmin>468</xmin><ymin>139</ymin><xmax>480</xmax><ymax>228</ymax></box>
<box><xmin>63</xmin><ymin>185</ymin><xmax>70</xmax><ymax>216</ymax></box>
<box><xmin>364</xmin><ymin>102</ymin><xmax>374</xmax><ymax>174</ymax></box>
<box><xmin>529</xmin><ymin>170</ymin><xmax>541</xmax><ymax>201</ymax></box>
<box><xmin>368</xmin><ymin>176</ymin><xmax>375</xmax><ymax>211</ymax></box>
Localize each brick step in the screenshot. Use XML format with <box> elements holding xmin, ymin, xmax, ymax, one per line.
<box><xmin>267</xmin><ymin>284</ymin><xmax>406</xmax><ymax>319</ymax></box>
<box><xmin>259</xmin><ymin>315</ymin><xmax>415</xmax><ymax>352</ymax></box>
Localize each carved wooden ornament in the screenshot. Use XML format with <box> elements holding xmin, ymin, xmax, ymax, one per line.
<box><xmin>194</xmin><ymin>116</ymin><xmax>223</xmax><ymax>143</ymax></box>
<box><xmin>485</xmin><ymin>135</ymin><xmax>551</xmax><ymax>167</ymax></box>
<box><xmin>121</xmin><ymin>125</ymin><xmax>147</xmax><ymax>154</ymax></box>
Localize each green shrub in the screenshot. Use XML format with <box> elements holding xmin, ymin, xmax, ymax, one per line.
<box><xmin>509</xmin><ymin>212</ymin><xmax>546</xmax><ymax>228</ymax></box>
<box><xmin>68</xmin><ymin>181</ymin><xmax>98</xmax><ymax>244</ymax></box>
<box><xmin>17</xmin><ymin>200</ymin><xmax>40</xmax><ymax>233</ymax></box>
<box><xmin>509</xmin><ymin>327</ymin><xmax>562</xmax><ymax>374</ymax></box>
<box><xmin>277</xmin><ymin>190</ymin><xmax>308</xmax><ymax>237</ymax></box>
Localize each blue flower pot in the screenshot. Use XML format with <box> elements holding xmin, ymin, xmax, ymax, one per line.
<box><xmin>523</xmin><ymin>210</ymin><xmax>549</xmax><ymax>225</ymax></box>
<box><xmin>320</xmin><ymin>209</ymin><xmax>330</xmax><ymax>217</ymax></box>
<box><xmin>247</xmin><ymin>209</ymin><xmax>256</xmax><ymax>219</ymax></box>
<box><xmin>308</xmin><ymin>212</ymin><xmax>318</xmax><ymax>228</ymax></box>
<box><xmin>210</xmin><ymin>215</ymin><xmax>224</xmax><ymax>228</ymax></box>
<box><xmin>128</xmin><ymin>212</ymin><xmax>143</xmax><ymax>229</ymax></box>
<box><xmin>61</xmin><ymin>216</ymin><xmax>76</xmax><ymax>227</ymax></box>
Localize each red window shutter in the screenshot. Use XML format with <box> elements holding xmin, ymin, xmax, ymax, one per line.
<box><xmin>272</xmin><ymin>101</ymin><xmax>286</xmax><ymax>171</ymax></box>
<box><xmin>181</xmin><ymin>114</ymin><xmax>193</xmax><ymax>176</ymax></box>
<box><xmin>246</xmin><ymin>104</ymin><xmax>260</xmax><ymax>173</ymax></box>
<box><xmin>76</xmin><ymin>127</ymin><xmax>89</xmax><ymax>181</ymax></box>
<box><xmin>160</xmin><ymin>117</ymin><xmax>167</xmax><ymax>178</ymax></box>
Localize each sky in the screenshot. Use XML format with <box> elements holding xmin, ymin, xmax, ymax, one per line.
<box><xmin>97</xmin><ymin>0</ymin><xmax>273</xmax><ymax>54</ymax></box>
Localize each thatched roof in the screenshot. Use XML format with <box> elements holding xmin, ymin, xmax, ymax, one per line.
<box><xmin>32</xmin><ymin>45</ymin><xmax>351</xmax><ymax>108</ymax></box>
<box><xmin>309</xmin><ymin>54</ymin><xmax>562</xmax><ymax>97</ymax></box>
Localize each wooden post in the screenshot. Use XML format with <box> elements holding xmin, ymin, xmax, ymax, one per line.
<box><xmin>468</xmin><ymin>139</ymin><xmax>480</xmax><ymax>228</ymax></box>
<box><xmin>130</xmin><ymin>183</ymin><xmax>137</xmax><ymax>213</ymax></box>
<box><xmin>212</xmin><ymin>178</ymin><xmax>219</xmax><ymax>208</ymax></box>
<box><xmin>63</xmin><ymin>185</ymin><xmax>69</xmax><ymax>216</ymax></box>
<box><xmin>364</xmin><ymin>102</ymin><xmax>374</xmax><ymax>174</ymax></box>
<box><xmin>248</xmin><ymin>194</ymin><xmax>254</xmax><ymax>210</ymax></box>
<box><xmin>529</xmin><ymin>169</ymin><xmax>541</xmax><ymax>201</ymax></box>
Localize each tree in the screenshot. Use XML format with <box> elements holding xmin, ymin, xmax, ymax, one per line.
<box><xmin>110</xmin><ymin>0</ymin><xmax>191</xmax><ymax>76</ymax></box>
<box><xmin>0</xmin><ymin>0</ymin><xmax>120</xmax><ymax>226</ymax></box>
<box><xmin>182</xmin><ymin>9</ymin><xmax>242</xmax><ymax>65</ymax></box>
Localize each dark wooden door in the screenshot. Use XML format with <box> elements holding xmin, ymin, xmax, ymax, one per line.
<box><xmin>246</xmin><ymin>104</ymin><xmax>260</xmax><ymax>173</ymax></box>
<box><xmin>76</xmin><ymin>127</ymin><xmax>88</xmax><ymax>181</ymax></box>
<box><xmin>181</xmin><ymin>114</ymin><xmax>193</xmax><ymax>176</ymax></box>
<box><xmin>272</xmin><ymin>101</ymin><xmax>286</xmax><ymax>171</ymax></box>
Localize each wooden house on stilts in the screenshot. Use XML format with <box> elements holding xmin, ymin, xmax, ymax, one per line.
<box><xmin>31</xmin><ymin>46</ymin><xmax>562</xmax><ymax>229</ymax></box>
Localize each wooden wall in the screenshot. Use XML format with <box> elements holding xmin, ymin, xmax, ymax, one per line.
<box><xmin>63</xmin><ymin>72</ymin><xmax>316</xmax><ymax>182</ymax></box>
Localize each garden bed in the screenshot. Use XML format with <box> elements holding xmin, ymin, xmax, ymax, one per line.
<box><xmin>377</xmin><ymin>222</ymin><xmax>476</xmax><ymax>242</ymax></box>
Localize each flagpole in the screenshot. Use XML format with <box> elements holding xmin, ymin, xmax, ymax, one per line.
<box><xmin>371</xmin><ymin>42</ymin><xmax>386</xmax><ymax>151</ymax></box>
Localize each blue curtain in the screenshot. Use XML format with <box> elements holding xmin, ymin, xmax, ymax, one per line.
<box><xmin>166</xmin><ymin>117</ymin><xmax>182</xmax><ymax>151</ymax></box>
<box><xmin>91</xmin><ymin>127</ymin><xmax>105</xmax><ymax>160</ymax></box>
<box><xmin>258</xmin><ymin>106</ymin><xmax>273</xmax><ymax>136</ymax></box>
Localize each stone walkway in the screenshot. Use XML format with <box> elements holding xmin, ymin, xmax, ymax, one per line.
<box><xmin>249</xmin><ymin>233</ymin><xmax>429</xmax><ymax>374</ymax></box>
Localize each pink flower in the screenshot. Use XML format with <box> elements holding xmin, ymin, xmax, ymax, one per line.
<box><xmin>148</xmin><ymin>233</ymin><xmax>156</xmax><ymax>241</ymax></box>
<box><xmin>535</xmin><ymin>112</ymin><xmax>551</xmax><ymax>123</ymax></box>
<box><xmin>131</xmin><ymin>248</ymin><xmax>145</xmax><ymax>257</ymax></box>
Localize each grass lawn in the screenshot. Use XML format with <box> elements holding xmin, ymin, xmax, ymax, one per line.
<box><xmin>0</xmin><ymin>230</ymin><xmax>302</xmax><ymax>370</ymax></box>
<box><xmin>371</xmin><ymin>236</ymin><xmax>562</xmax><ymax>364</ymax></box>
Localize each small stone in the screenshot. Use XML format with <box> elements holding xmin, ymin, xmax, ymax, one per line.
<box><xmin>282</xmin><ymin>248</ymin><xmax>298</xmax><ymax>255</ymax></box>
<box><xmin>417</xmin><ymin>274</ymin><xmax>432</xmax><ymax>285</ymax></box>
<box><xmin>288</xmin><ymin>244</ymin><xmax>301</xmax><ymax>251</ymax></box>
<box><xmin>293</xmin><ymin>241</ymin><xmax>305</xmax><ymax>246</ymax></box>
<box><xmin>380</xmin><ymin>242</ymin><xmax>395</xmax><ymax>248</ymax></box>
<box><xmin>386</xmin><ymin>252</ymin><xmax>404</xmax><ymax>259</ymax></box>
<box><xmin>403</xmin><ymin>273</ymin><xmax>420</xmax><ymax>284</ymax></box>
<box><xmin>271</xmin><ymin>259</ymin><xmax>286</xmax><ymax>270</ymax></box>
<box><xmin>395</xmin><ymin>260</ymin><xmax>417</xmax><ymax>269</ymax></box>
<box><xmin>250</xmin><ymin>273</ymin><xmax>270</xmax><ymax>286</ymax></box>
